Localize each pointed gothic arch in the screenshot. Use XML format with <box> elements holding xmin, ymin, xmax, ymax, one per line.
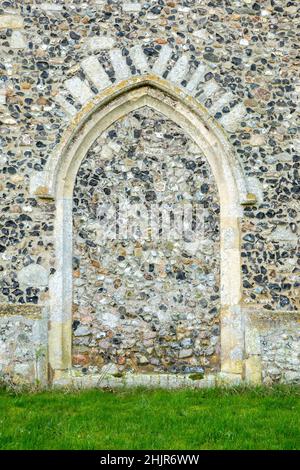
<box><xmin>30</xmin><ymin>76</ymin><xmax>258</xmax><ymax>385</ymax></box>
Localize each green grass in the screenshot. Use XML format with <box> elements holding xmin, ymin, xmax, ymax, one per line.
<box><xmin>0</xmin><ymin>386</ymin><xmax>299</xmax><ymax>450</ymax></box>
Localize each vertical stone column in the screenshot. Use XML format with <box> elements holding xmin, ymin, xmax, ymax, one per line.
<box><xmin>244</xmin><ymin>312</ymin><xmax>262</xmax><ymax>384</ymax></box>
<box><xmin>48</xmin><ymin>198</ymin><xmax>72</xmax><ymax>380</ymax></box>
<box><xmin>220</xmin><ymin>216</ymin><xmax>244</xmax><ymax>381</ymax></box>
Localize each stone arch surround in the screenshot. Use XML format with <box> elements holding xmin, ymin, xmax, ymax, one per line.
<box><xmin>29</xmin><ymin>76</ymin><xmax>261</xmax><ymax>387</ymax></box>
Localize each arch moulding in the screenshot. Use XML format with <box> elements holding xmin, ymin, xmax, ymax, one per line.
<box><xmin>30</xmin><ymin>76</ymin><xmax>259</xmax><ymax>386</ymax></box>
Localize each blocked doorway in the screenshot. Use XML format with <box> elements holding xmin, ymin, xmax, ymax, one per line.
<box><xmin>72</xmin><ymin>107</ymin><xmax>221</xmax><ymax>377</ymax></box>
<box><xmin>42</xmin><ymin>82</ymin><xmax>246</xmax><ymax>386</ymax></box>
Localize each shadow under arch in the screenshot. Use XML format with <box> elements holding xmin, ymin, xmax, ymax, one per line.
<box><xmin>34</xmin><ymin>75</ymin><xmax>251</xmax><ymax>385</ymax></box>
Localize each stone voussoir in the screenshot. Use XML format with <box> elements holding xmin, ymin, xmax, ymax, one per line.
<box><xmin>56</xmin><ymin>43</ymin><xmax>246</xmax><ymax>133</ymax></box>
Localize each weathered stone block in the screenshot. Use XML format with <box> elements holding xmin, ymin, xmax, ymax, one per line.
<box><xmin>17</xmin><ymin>264</ymin><xmax>48</xmax><ymax>288</ymax></box>
<box><xmin>0</xmin><ymin>14</ymin><xmax>23</xmax><ymax>30</ymax></box>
